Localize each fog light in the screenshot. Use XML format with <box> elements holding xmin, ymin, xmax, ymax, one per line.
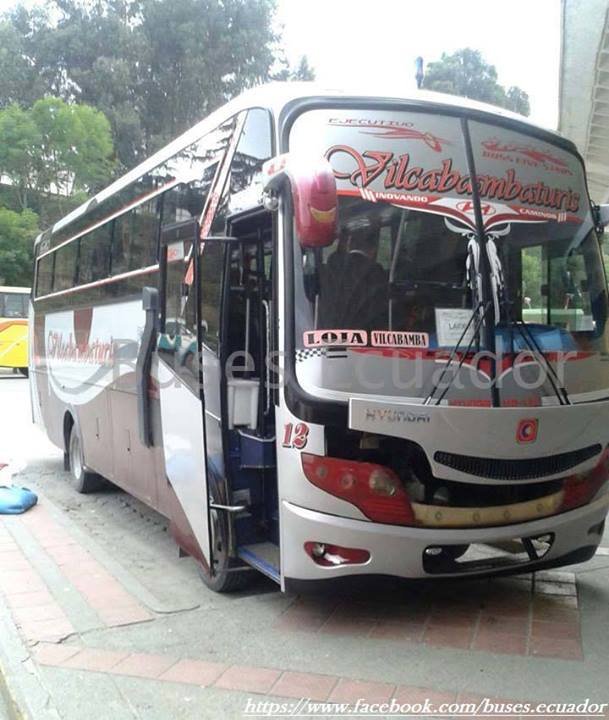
<box><xmin>424</xmin><ymin>546</ymin><xmax>443</xmax><ymax>556</ymax></box>
<box><xmin>311</xmin><ymin>542</ymin><xmax>326</xmax><ymax>558</ymax></box>
<box><xmin>304</xmin><ymin>541</ymin><xmax>370</xmax><ymax>566</ymax></box>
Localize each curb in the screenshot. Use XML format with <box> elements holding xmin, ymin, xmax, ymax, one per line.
<box><xmin>0</xmin><ymin>571</ymin><xmax>62</xmax><ymax>720</ymax></box>
<box><xmin>0</xmin><ymin>663</ymin><xmax>22</xmax><ymax>720</ymax></box>
<box><xmin>36</xmin><ymin>491</ymin><xmax>201</xmax><ymax>615</ymax></box>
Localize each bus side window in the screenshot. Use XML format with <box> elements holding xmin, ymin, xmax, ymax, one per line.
<box><xmin>200</xmin><ymin>241</ymin><xmax>224</xmax><ymax>354</ymax></box>
<box><xmin>36</xmin><ymin>254</ymin><xmax>54</xmax><ymax>297</ymax></box>
<box><xmin>161</xmin><ymin>237</ymin><xmax>200</xmax><ymax>389</ymax></box>
<box><xmin>53</xmin><ymin>241</ymin><xmax>79</xmax><ymax>292</ymax></box>
<box><xmin>162</xmin><ymin>167</ymin><xmax>217</xmax><ymax>226</ymax></box>
<box><xmin>112</xmin><ymin>198</ymin><xmax>160</xmax><ymax>275</ymax></box>
<box><xmin>210</xmin><ymin>108</ymin><xmax>273</xmax><ymax>235</ymax></box>
<box><xmin>131</xmin><ymin>199</ymin><xmax>161</xmax><ymax>269</ymax></box>
<box><xmin>79</xmin><ymin>225</ymin><xmax>112</xmax><ymax>284</ymax></box>
<box><xmin>111</xmin><ymin>216</ymin><xmax>130</xmax><ymax>276</ymax></box>
<box><xmin>163</xmin><ymin>240</ymin><xmax>193</xmax><ymax>338</ymax></box>
<box><xmin>162</xmin><ymin>115</ymin><xmax>239</xmax><ymax>229</ymax></box>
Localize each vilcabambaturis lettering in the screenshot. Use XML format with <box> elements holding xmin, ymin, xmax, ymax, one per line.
<box><xmin>47</xmin><ymin>331</ymin><xmax>114</xmax><ymax>365</ymax></box>
<box><xmin>325</xmin><ymin>146</ymin><xmax>581</xmax><ymax>213</ymax></box>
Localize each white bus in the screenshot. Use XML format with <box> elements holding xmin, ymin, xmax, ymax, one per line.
<box><xmin>31</xmin><ymin>83</ymin><xmax>609</xmax><ymax>591</ymax></box>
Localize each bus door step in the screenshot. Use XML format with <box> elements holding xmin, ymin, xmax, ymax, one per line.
<box><xmin>237</xmin><ymin>542</ymin><xmax>280</xmax><ymax>584</ymax></box>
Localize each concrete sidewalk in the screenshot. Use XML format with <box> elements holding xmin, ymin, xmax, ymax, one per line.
<box><xmin>2</xmin><ymin>373</ymin><xmax>609</xmax><ymax>718</ymax></box>
<box><xmin>2</xmin><ymin>471</ymin><xmax>609</xmax><ymax>719</ymax></box>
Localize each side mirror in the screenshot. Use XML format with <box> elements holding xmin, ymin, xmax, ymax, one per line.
<box><xmin>262</xmin><ymin>154</ymin><xmax>337</xmax><ymax>248</ymax></box>
<box><xmin>598</xmin><ymin>204</ymin><xmax>609</xmax><ymax>230</ymax></box>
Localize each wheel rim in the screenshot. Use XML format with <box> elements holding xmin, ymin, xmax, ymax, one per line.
<box><xmin>70</xmin><ymin>434</ymin><xmax>83</xmax><ymax>479</ymax></box>
<box><xmin>209</xmin><ymin>506</ymin><xmax>228</xmax><ymax>576</ymax></box>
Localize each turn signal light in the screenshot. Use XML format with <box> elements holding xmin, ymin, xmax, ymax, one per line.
<box><xmin>301</xmin><ymin>453</ymin><xmax>416</xmax><ymax>525</ymax></box>
<box><xmin>561</xmin><ymin>448</ymin><xmax>609</xmax><ymax>512</ymax></box>
<box><xmin>304</xmin><ymin>541</ymin><xmax>370</xmax><ymax>567</ymax></box>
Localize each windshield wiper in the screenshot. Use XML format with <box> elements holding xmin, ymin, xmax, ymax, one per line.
<box><xmin>511</xmin><ymin>313</ymin><xmax>570</xmax><ymax>405</ymax></box>
<box><xmin>486</xmin><ymin>231</ymin><xmax>570</xmax><ymax>407</ymax></box>
<box><xmin>496</xmin><ymin>265</ymin><xmax>570</xmax><ymax>406</ymax></box>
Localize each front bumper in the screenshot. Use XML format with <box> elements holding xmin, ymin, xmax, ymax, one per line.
<box><xmin>280</xmin><ymin>493</ymin><xmax>609</xmax><ymax>584</ymax></box>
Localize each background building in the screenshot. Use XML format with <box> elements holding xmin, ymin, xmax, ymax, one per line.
<box><xmin>559</xmin><ymin>0</ymin><xmax>609</xmax><ymax>203</ymax></box>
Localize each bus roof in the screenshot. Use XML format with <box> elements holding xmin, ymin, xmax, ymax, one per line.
<box><xmin>0</xmin><ymin>286</ymin><xmax>30</xmax><ymax>294</ymax></box>
<box><xmin>35</xmin><ymin>82</ymin><xmax>572</xmax><ymax>248</ymax></box>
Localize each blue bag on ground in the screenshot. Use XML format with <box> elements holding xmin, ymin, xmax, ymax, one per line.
<box><xmin>0</xmin><ymin>485</ymin><xmax>38</xmax><ymax>514</ymax></box>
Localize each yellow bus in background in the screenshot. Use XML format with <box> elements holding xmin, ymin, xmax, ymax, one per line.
<box><xmin>0</xmin><ymin>286</ymin><xmax>30</xmax><ymax>376</ymax></box>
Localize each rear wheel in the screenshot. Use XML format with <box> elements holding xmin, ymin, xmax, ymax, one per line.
<box><xmin>18</xmin><ymin>368</ymin><xmax>28</xmax><ymax>377</ymax></box>
<box><xmin>198</xmin><ymin>485</ymin><xmax>250</xmax><ymax>593</ymax></box>
<box><xmin>68</xmin><ymin>426</ymin><xmax>105</xmax><ymax>493</ymax></box>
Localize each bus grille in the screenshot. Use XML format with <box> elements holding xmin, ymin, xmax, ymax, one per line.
<box><xmin>434</xmin><ymin>444</ymin><xmax>602</xmax><ymax>481</ymax></box>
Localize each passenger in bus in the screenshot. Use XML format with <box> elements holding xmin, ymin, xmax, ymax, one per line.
<box><xmin>318</xmin><ymin>225</ymin><xmax>388</xmax><ymax>330</ymax></box>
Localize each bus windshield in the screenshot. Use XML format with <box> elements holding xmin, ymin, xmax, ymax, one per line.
<box><xmin>289</xmin><ymin>108</ymin><xmax>609</xmax><ymax>404</ymax></box>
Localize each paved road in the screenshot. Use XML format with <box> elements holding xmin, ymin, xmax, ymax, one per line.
<box><xmin>0</xmin><ymin>691</ymin><xmax>10</xmax><ymax>720</ymax></box>
<box><xmin>2</xmin><ymin>369</ymin><xmax>609</xmax><ymax>718</ymax></box>
<box><xmin>0</xmin><ymin>369</ymin><xmax>60</xmax><ymax>469</ymax></box>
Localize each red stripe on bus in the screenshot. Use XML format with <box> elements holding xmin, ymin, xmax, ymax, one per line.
<box><xmin>0</xmin><ymin>320</ymin><xmax>28</xmax><ymax>333</ymax></box>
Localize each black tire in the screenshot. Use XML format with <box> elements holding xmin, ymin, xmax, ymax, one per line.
<box><xmin>67</xmin><ymin>426</ymin><xmax>105</xmax><ymax>493</ymax></box>
<box><xmin>198</xmin><ymin>484</ymin><xmax>251</xmax><ymax>593</ymax></box>
<box><xmin>18</xmin><ymin>367</ymin><xmax>28</xmax><ymax>377</ymax></box>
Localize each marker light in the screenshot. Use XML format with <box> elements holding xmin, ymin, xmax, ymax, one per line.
<box><xmin>301</xmin><ymin>453</ymin><xmax>416</xmax><ymax>525</ymax></box>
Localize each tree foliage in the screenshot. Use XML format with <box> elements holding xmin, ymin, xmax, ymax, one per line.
<box><xmin>0</xmin><ymin>0</ymin><xmax>315</xmax><ymax>284</ymax></box>
<box><xmin>422</xmin><ymin>48</ymin><xmax>530</xmax><ymax>116</ymax></box>
<box><xmin>0</xmin><ymin>0</ymin><xmax>317</xmax><ymax>284</ymax></box>
<box><xmin>0</xmin><ymin>21</ymin><xmax>45</xmax><ymax>109</ymax></box>
<box><xmin>0</xmin><ymin>207</ymin><xmax>38</xmax><ymax>286</ymax></box>
<box><xmin>0</xmin><ymin>97</ymin><xmax>114</xmax><ymax>213</ymax></box>
<box><xmin>3</xmin><ymin>0</ymin><xmax>292</xmax><ymax>168</ymax></box>
<box><xmin>273</xmin><ymin>54</ymin><xmax>316</xmax><ymax>82</ymax></box>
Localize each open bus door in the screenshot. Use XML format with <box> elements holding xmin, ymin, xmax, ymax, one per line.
<box><xmin>156</xmin><ymin>219</ymin><xmax>213</xmax><ymax>573</ymax></box>
<box><xmin>156</xmin><ymin>218</ymin><xmax>252</xmax><ymax>591</ymax></box>
<box><xmin>196</xmin><ymin>213</ymin><xmax>278</xmax><ymax>591</ymax></box>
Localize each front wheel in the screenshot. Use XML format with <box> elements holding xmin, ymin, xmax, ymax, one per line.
<box><xmin>198</xmin><ymin>485</ymin><xmax>251</xmax><ymax>593</ymax></box>
<box><xmin>68</xmin><ymin>426</ymin><xmax>105</xmax><ymax>494</ymax></box>
<box><xmin>18</xmin><ymin>367</ymin><xmax>28</xmax><ymax>377</ymax></box>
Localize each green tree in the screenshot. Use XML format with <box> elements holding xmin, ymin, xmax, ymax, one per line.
<box><xmin>0</xmin><ymin>207</ymin><xmax>38</xmax><ymax>286</ymax></box>
<box><xmin>422</xmin><ymin>49</ymin><xmax>530</xmax><ymax>116</ymax></box>
<box><xmin>0</xmin><ymin>21</ymin><xmax>45</xmax><ymax>109</ymax></box>
<box><xmin>505</xmin><ymin>86</ymin><xmax>531</xmax><ymax>117</ymax></box>
<box><xmin>3</xmin><ymin>0</ymin><xmax>296</xmax><ymax>168</ymax></box>
<box><xmin>273</xmin><ymin>54</ymin><xmax>316</xmax><ymax>81</ymax></box>
<box><xmin>0</xmin><ymin>98</ymin><xmax>114</xmax><ymax>215</ymax></box>
<box><xmin>135</xmin><ymin>0</ymin><xmax>278</xmax><ymax>152</ymax></box>
<box><xmin>0</xmin><ymin>103</ymin><xmax>40</xmax><ymax>210</ymax></box>
<box><xmin>293</xmin><ymin>56</ymin><xmax>315</xmax><ymax>81</ymax></box>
